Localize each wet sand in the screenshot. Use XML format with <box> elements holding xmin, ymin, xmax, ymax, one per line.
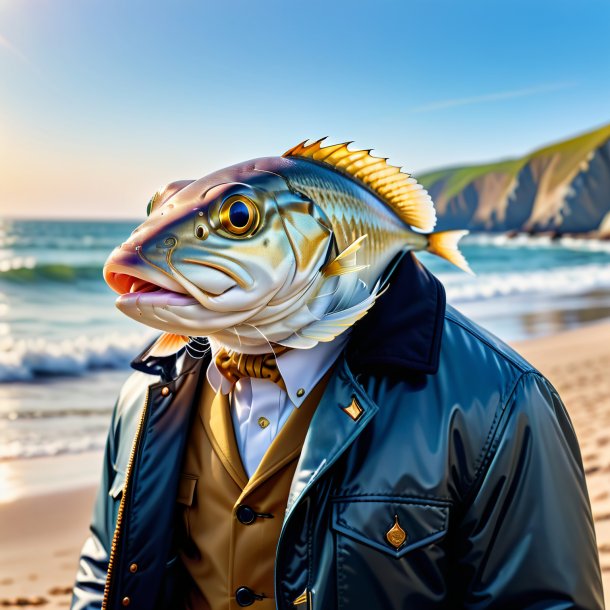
<box><xmin>0</xmin><ymin>482</ymin><xmax>96</xmax><ymax>608</ymax></box>
<box><xmin>0</xmin><ymin>322</ymin><xmax>609</xmax><ymax>607</ymax></box>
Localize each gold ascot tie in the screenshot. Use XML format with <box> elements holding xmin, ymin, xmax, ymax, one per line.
<box><xmin>214</xmin><ymin>346</ymin><xmax>289</xmax><ymax>391</ymax></box>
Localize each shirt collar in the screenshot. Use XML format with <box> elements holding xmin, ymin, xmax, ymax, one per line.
<box><xmin>206</xmin><ymin>331</ymin><xmax>350</xmax><ymax>406</ymax></box>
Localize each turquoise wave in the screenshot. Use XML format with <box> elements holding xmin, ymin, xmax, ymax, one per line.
<box><xmin>0</xmin><ymin>262</ymin><xmax>104</xmax><ymax>283</ymax></box>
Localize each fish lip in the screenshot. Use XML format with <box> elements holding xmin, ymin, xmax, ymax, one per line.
<box><xmin>116</xmin><ymin>288</ymin><xmax>199</xmax><ymax>307</ymax></box>
<box><xmin>115</xmin><ymin>284</ymin><xmax>235</xmax><ymax>309</ymax></box>
<box><xmin>104</xmin><ymin>259</ymin><xmax>237</xmax><ymax>301</ymax></box>
<box><xmin>103</xmin><ymin>257</ymin><xmax>189</xmax><ymax>296</ymax></box>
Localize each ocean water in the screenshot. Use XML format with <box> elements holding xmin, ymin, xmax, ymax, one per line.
<box><xmin>1</xmin><ymin>218</ymin><xmax>610</xmax><ymax>462</ymax></box>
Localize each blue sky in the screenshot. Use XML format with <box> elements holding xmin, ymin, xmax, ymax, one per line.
<box><xmin>1</xmin><ymin>0</ymin><xmax>609</xmax><ymax>218</ymax></box>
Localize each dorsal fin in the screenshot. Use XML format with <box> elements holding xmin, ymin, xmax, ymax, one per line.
<box><xmin>283</xmin><ymin>138</ymin><xmax>437</xmax><ymax>232</ymax></box>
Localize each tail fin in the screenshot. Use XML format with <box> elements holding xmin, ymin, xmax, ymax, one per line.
<box><xmin>427</xmin><ymin>230</ymin><xmax>473</xmax><ymax>274</ymax></box>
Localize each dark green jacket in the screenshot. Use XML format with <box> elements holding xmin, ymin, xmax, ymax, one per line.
<box><xmin>72</xmin><ymin>254</ymin><xmax>604</xmax><ymax>609</ymax></box>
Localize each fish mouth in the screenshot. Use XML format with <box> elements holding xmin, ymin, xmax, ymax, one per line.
<box><xmin>109</xmin><ymin>273</ymin><xmax>198</xmax><ymax>307</ymax></box>
<box><xmin>104</xmin><ymin>265</ymin><xmax>234</xmax><ymax>307</ymax></box>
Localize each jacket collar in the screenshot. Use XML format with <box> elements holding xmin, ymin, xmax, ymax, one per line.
<box><xmin>131</xmin><ymin>252</ymin><xmax>446</xmax><ymax>379</ymax></box>
<box><xmin>130</xmin><ymin>341</ymin><xmax>204</xmax><ymax>380</ymax></box>
<box><xmin>346</xmin><ymin>252</ymin><xmax>446</xmax><ymax>375</ymax></box>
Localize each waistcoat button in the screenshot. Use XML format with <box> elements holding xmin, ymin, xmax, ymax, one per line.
<box><xmin>236</xmin><ymin>504</ymin><xmax>256</xmax><ymax>525</ymax></box>
<box><xmin>121</xmin><ymin>596</ymin><xmax>131</xmax><ymax>606</ymax></box>
<box><xmin>129</xmin><ymin>563</ymin><xmax>138</xmax><ymax>573</ymax></box>
<box><xmin>235</xmin><ymin>586</ymin><xmax>257</xmax><ymax>606</ymax></box>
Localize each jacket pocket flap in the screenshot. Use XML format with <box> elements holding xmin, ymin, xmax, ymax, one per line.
<box><xmin>176</xmin><ymin>474</ymin><xmax>198</xmax><ymax>506</ymax></box>
<box><xmin>108</xmin><ymin>470</ymin><xmax>126</xmax><ymax>499</ymax></box>
<box><xmin>331</xmin><ymin>497</ymin><xmax>449</xmax><ymax>559</ymax></box>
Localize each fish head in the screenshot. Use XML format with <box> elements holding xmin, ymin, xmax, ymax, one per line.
<box><xmin>103</xmin><ymin>160</ymin><xmax>334</xmax><ymax>342</ymax></box>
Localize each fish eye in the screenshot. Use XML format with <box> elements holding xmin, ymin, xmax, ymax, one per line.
<box><xmin>219</xmin><ymin>195</ymin><xmax>260</xmax><ymax>236</ymax></box>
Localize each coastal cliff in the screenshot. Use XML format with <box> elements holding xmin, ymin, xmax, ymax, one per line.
<box><xmin>419</xmin><ymin>123</ymin><xmax>610</xmax><ymax>235</ymax></box>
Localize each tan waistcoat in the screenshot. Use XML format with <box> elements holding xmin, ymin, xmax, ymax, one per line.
<box><xmin>177</xmin><ymin>374</ymin><xmax>329</xmax><ymax>610</ymax></box>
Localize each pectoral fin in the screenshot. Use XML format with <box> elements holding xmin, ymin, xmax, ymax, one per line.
<box><xmin>322</xmin><ymin>234</ymin><xmax>368</xmax><ymax>278</ymax></box>
<box><xmin>144</xmin><ymin>332</ymin><xmax>190</xmax><ymax>358</ymax></box>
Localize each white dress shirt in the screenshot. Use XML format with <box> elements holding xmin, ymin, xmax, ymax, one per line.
<box><xmin>206</xmin><ymin>334</ymin><xmax>350</xmax><ymax>478</ymax></box>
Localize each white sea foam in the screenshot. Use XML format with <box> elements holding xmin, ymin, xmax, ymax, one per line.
<box><xmin>0</xmin><ymin>332</ymin><xmax>153</xmax><ymax>383</ymax></box>
<box><xmin>0</xmin><ymin>435</ymin><xmax>107</xmax><ymax>461</ymax></box>
<box><xmin>0</xmin><ymin>255</ymin><xmax>36</xmax><ymax>273</ymax></box>
<box><xmin>465</xmin><ymin>234</ymin><xmax>610</xmax><ymax>253</ymax></box>
<box><xmin>439</xmin><ymin>262</ymin><xmax>610</xmax><ymax>302</ymax></box>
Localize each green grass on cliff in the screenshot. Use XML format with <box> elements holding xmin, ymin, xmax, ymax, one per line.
<box><xmin>419</xmin><ymin>158</ymin><xmax>526</xmax><ymax>200</ymax></box>
<box><xmin>419</xmin><ymin>123</ymin><xmax>610</xmax><ymax>199</ymax></box>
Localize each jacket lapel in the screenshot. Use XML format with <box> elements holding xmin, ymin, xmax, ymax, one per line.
<box><xmin>200</xmin><ymin>386</ymin><xmax>249</xmax><ymax>490</ymax></box>
<box><xmin>284</xmin><ymin>356</ymin><xmax>379</xmax><ymax>525</ymax></box>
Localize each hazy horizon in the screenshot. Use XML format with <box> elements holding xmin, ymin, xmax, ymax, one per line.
<box><xmin>4</xmin><ymin>119</ymin><xmax>609</xmax><ymax>220</ymax></box>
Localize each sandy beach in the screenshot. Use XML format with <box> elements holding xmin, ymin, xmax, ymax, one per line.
<box><xmin>0</xmin><ymin>323</ymin><xmax>608</xmax><ymax>607</ymax></box>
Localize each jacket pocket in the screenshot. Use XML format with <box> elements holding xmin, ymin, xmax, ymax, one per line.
<box><xmin>176</xmin><ymin>473</ymin><xmax>198</xmax><ymax>542</ymax></box>
<box><xmin>332</xmin><ymin>496</ymin><xmax>449</xmax><ymax>559</ymax></box>
<box><xmin>331</xmin><ymin>496</ymin><xmax>450</xmax><ymax>609</ymax></box>
<box><xmin>109</xmin><ymin>469</ymin><xmax>126</xmax><ymax>499</ymax></box>
<box><xmin>108</xmin><ymin>469</ymin><xmax>126</xmax><ymax>526</ymax></box>
<box><xmin>176</xmin><ymin>473</ymin><xmax>198</xmax><ymax>506</ymax></box>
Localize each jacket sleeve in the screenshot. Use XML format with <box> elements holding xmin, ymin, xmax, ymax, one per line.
<box><xmin>456</xmin><ymin>371</ymin><xmax>604</xmax><ymax>610</ymax></box>
<box><xmin>71</xmin><ymin>399</ymin><xmax>120</xmax><ymax>610</ymax></box>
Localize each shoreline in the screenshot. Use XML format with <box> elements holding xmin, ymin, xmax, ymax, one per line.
<box><xmin>0</xmin><ymin>451</ymin><xmax>104</xmax><ymax>503</ymax></box>
<box><xmin>0</xmin><ymin>323</ymin><xmax>608</xmax><ymax>605</ymax></box>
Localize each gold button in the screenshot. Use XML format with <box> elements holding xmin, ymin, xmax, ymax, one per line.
<box><xmin>296</xmin><ymin>388</ymin><xmax>305</xmax><ymax>397</ymax></box>
<box><xmin>122</xmin><ymin>597</ymin><xmax>131</xmax><ymax>606</ymax></box>
<box><xmin>386</xmin><ymin>515</ymin><xmax>407</xmax><ymax>549</ymax></box>
<box><xmin>161</xmin><ymin>386</ymin><xmax>170</xmax><ymax>396</ymax></box>
<box><xmin>129</xmin><ymin>563</ymin><xmax>138</xmax><ymax>573</ymax></box>
<box><xmin>258</xmin><ymin>416</ymin><xmax>270</xmax><ymax>429</ymax></box>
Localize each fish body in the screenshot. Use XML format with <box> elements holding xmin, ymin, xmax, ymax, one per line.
<box><xmin>268</xmin><ymin>154</ymin><xmax>430</xmax><ymax>288</ymax></box>
<box><xmin>103</xmin><ymin>140</ymin><xmax>470</xmax><ymax>354</ymax></box>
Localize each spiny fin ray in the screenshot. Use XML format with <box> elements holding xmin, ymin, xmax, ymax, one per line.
<box><xmin>283</xmin><ymin>138</ymin><xmax>436</xmax><ymax>232</ymax></box>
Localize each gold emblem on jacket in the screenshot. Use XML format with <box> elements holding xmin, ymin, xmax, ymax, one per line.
<box><xmin>386</xmin><ymin>514</ymin><xmax>407</xmax><ymax>549</ymax></box>
<box><xmin>342</xmin><ymin>397</ymin><xmax>363</xmax><ymax>421</ymax></box>
<box><xmin>293</xmin><ymin>588</ymin><xmax>310</xmax><ymax>606</ymax></box>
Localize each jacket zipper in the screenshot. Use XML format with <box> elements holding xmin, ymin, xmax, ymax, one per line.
<box><xmin>102</xmin><ymin>387</ymin><xmax>151</xmax><ymax>609</ymax></box>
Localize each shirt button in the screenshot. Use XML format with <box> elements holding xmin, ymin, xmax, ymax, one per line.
<box><xmin>296</xmin><ymin>388</ymin><xmax>305</xmax><ymax>397</ymax></box>
<box><xmin>236</xmin><ymin>505</ymin><xmax>257</xmax><ymax>525</ymax></box>
<box><xmin>235</xmin><ymin>586</ymin><xmax>257</xmax><ymax>606</ymax></box>
<box><xmin>129</xmin><ymin>563</ymin><xmax>138</xmax><ymax>573</ymax></box>
<box><xmin>257</xmin><ymin>416</ymin><xmax>270</xmax><ymax>429</ymax></box>
<box><xmin>122</xmin><ymin>596</ymin><xmax>131</xmax><ymax>606</ymax></box>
